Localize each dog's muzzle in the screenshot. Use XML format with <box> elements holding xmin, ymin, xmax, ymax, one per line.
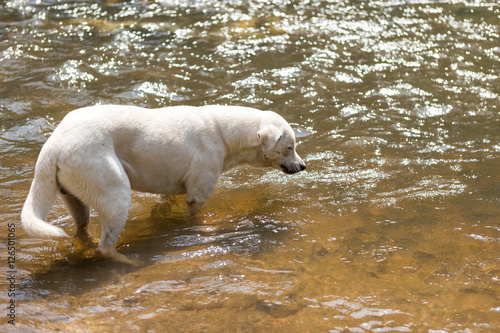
<box><xmin>281</xmin><ymin>162</ymin><xmax>307</xmax><ymax>174</ymax></box>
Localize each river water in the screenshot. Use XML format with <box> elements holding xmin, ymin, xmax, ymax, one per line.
<box><xmin>1</xmin><ymin>0</ymin><xmax>499</xmax><ymax>331</ymax></box>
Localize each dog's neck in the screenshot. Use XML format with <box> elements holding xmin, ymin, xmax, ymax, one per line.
<box><xmin>222</xmin><ymin>146</ymin><xmax>264</xmax><ymax>172</ymax></box>
<box><xmin>219</xmin><ymin>119</ymin><xmax>266</xmax><ymax>172</ymax></box>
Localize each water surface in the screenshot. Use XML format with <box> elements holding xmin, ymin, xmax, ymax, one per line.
<box><xmin>1</xmin><ymin>0</ymin><xmax>499</xmax><ymax>331</ymax></box>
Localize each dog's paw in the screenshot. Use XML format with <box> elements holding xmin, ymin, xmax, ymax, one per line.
<box><xmin>96</xmin><ymin>245</ymin><xmax>142</xmax><ymax>266</ymax></box>
<box><xmin>73</xmin><ymin>232</ymin><xmax>99</xmax><ymax>250</ymax></box>
<box><xmin>111</xmin><ymin>253</ymin><xmax>142</xmax><ymax>266</ymax></box>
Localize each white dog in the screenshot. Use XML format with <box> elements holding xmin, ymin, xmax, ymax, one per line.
<box><xmin>21</xmin><ymin>105</ymin><xmax>306</xmax><ymax>264</ymax></box>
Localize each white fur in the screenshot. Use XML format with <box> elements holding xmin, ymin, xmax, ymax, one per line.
<box><xmin>21</xmin><ymin>105</ymin><xmax>306</xmax><ymax>262</ymax></box>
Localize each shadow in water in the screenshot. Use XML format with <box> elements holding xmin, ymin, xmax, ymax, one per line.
<box><xmin>23</xmin><ymin>197</ymin><xmax>292</xmax><ymax>299</ymax></box>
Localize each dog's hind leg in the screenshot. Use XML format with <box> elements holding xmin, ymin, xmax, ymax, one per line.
<box><xmin>95</xmin><ymin>191</ymin><xmax>139</xmax><ymax>265</ymax></box>
<box><xmin>58</xmin><ymin>152</ymin><xmax>138</xmax><ymax>264</ymax></box>
<box><xmin>95</xmin><ymin>202</ymin><xmax>137</xmax><ymax>265</ymax></box>
<box><xmin>91</xmin><ymin>157</ymin><xmax>139</xmax><ymax>265</ymax></box>
<box><xmin>60</xmin><ymin>190</ymin><xmax>93</xmax><ymax>245</ymax></box>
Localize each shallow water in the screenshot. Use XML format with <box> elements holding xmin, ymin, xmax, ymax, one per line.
<box><xmin>1</xmin><ymin>0</ymin><xmax>499</xmax><ymax>331</ymax></box>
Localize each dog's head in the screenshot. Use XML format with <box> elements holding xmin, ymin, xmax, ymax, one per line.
<box><xmin>257</xmin><ymin>121</ymin><xmax>306</xmax><ymax>175</ymax></box>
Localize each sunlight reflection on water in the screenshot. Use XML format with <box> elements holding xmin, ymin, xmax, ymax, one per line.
<box><xmin>0</xmin><ymin>0</ymin><xmax>499</xmax><ymax>331</ymax></box>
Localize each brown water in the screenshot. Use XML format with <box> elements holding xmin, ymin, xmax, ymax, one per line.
<box><xmin>1</xmin><ymin>0</ymin><xmax>499</xmax><ymax>331</ymax></box>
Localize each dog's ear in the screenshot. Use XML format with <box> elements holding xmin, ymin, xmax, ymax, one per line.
<box><xmin>257</xmin><ymin>125</ymin><xmax>282</xmax><ymax>151</ymax></box>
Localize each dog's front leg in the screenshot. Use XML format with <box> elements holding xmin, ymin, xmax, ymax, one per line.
<box><xmin>186</xmin><ymin>199</ymin><xmax>205</xmax><ymax>218</ymax></box>
<box><xmin>184</xmin><ymin>168</ymin><xmax>220</xmax><ymax>219</ymax></box>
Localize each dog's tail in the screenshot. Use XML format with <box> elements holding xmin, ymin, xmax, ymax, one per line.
<box><xmin>21</xmin><ymin>145</ymin><xmax>69</xmax><ymax>238</ymax></box>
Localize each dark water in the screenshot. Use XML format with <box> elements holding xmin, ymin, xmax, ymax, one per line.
<box><xmin>1</xmin><ymin>0</ymin><xmax>499</xmax><ymax>331</ymax></box>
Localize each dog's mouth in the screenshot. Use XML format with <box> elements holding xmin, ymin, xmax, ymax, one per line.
<box><xmin>280</xmin><ymin>163</ymin><xmax>307</xmax><ymax>174</ymax></box>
